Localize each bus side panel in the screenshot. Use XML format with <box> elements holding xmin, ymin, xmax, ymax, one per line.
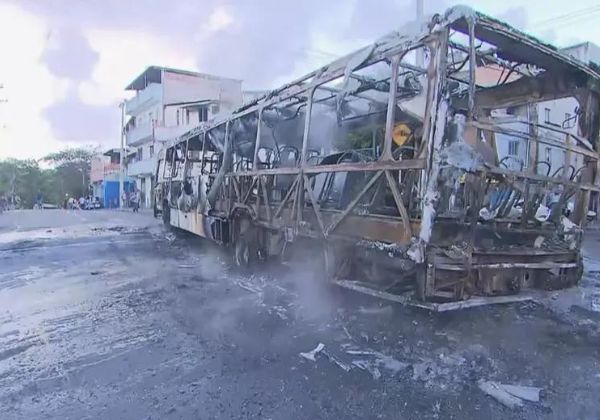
<box><xmin>170</xmin><ymin>208</ymin><xmax>217</xmax><ymax>241</ymax></box>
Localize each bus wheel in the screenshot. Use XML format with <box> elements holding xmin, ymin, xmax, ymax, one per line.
<box><xmin>162</xmin><ymin>201</ymin><xmax>170</xmax><ymax>226</ymax></box>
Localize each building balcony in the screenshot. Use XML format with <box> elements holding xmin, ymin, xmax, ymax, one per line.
<box><xmin>125</xmin><ymin>124</ymin><xmax>153</xmax><ymax>147</ymax></box>
<box><xmin>127</xmin><ymin>158</ymin><xmax>156</xmax><ymax>177</ymax></box>
<box><xmin>154</xmin><ymin>124</ymin><xmax>199</xmax><ymax>141</ymax></box>
<box><xmin>124</xmin><ymin>83</ymin><xmax>161</xmax><ymax>115</ymax></box>
<box><xmin>126</xmin><ymin>122</ymin><xmax>201</xmax><ymax>147</ymax></box>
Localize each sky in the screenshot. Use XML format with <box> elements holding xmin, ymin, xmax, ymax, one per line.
<box><xmin>1</xmin><ymin>0</ymin><xmax>600</xmax><ymax>160</ymax></box>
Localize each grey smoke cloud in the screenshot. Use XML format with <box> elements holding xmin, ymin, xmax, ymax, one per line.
<box><xmin>19</xmin><ymin>0</ymin><xmax>456</xmax><ymax>85</ymax></box>
<box><xmin>43</xmin><ymin>88</ymin><xmax>120</xmax><ymax>144</ymax></box>
<box><xmin>42</xmin><ymin>25</ymin><xmax>99</xmax><ymax>81</ymax></box>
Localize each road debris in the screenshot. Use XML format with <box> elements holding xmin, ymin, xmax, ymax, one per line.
<box><xmin>299</xmin><ymin>343</ymin><xmax>325</xmax><ymax>362</ymax></box>
<box><xmin>478</xmin><ymin>380</ymin><xmax>542</xmax><ymax>408</ymax></box>
<box><xmin>346</xmin><ymin>350</ymin><xmax>379</xmax><ymax>356</ymax></box>
<box><xmin>591</xmin><ymin>293</ymin><xmax>600</xmax><ymax>312</ymax></box>
<box><xmin>352</xmin><ymin>360</ymin><xmax>382</xmax><ymax>379</ymax></box>
<box><xmin>346</xmin><ymin>349</ymin><xmax>409</xmax><ymax>379</ymax></box>
<box><xmin>234</xmin><ymin>280</ymin><xmax>262</xmax><ymax>295</ymax></box>
<box><xmin>342</xmin><ymin>326</ymin><xmax>353</xmax><ymax>340</ymax></box>
<box><xmin>358</xmin><ymin>305</ymin><xmax>393</xmax><ymax>316</ymax></box>
<box><xmin>500</xmin><ymin>384</ymin><xmax>542</xmax><ymax>403</ymax></box>
<box><xmin>322</xmin><ymin>350</ymin><xmax>352</xmax><ymax>372</ymax></box>
<box><xmin>165</xmin><ymin>233</ymin><xmax>176</xmax><ymax>242</ymax></box>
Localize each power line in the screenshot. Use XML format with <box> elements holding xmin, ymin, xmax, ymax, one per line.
<box><xmin>540</xmin><ymin>10</ymin><xmax>600</xmax><ymax>32</ymax></box>
<box><xmin>533</xmin><ymin>5</ymin><xmax>600</xmax><ymax>29</ymax></box>
<box><xmin>534</xmin><ymin>5</ymin><xmax>600</xmax><ymax>25</ymax></box>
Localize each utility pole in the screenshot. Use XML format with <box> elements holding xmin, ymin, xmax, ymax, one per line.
<box><xmin>119</xmin><ymin>101</ymin><xmax>125</xmax><ymax>208</ymax></box>
<box><xmin>0</xmin><ymin>84</ymin><xmax>7</xmax><ymax>129</ymax></box>
<box><xmin>416</xmin><ymin>0</ymin><xmax>424</xmax><ymax>67</ymax></box>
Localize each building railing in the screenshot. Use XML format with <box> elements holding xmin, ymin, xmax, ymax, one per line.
<box><xmin>124</xmin><ymin>83</ymin><xmax>161</xmax><ymax>115</ymax></box>
<box><xmin>125</xmin><ymin>124</ymin><xmax>153</xmax><ymax>146</ymax></box>
<box><xmin>127</xmin><ymin>158</ymin><xmax>156</xmax><ymax>177</ymax></box>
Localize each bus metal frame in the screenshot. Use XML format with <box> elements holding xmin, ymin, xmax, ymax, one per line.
<box><xmin>155</xmin><ymin>6</ymin><xmax>600</xmax><ymax>307</ymax></box>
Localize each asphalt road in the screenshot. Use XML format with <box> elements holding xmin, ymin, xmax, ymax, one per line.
<box><xmin>1</xmin><ymin>209</ymin><xmax>600</xmax><ymax>419</ymax></box>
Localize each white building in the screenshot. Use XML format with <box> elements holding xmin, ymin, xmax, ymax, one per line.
<box><xmin>490</xmin><ymin>42</ymin><xmax>600</xmax><ymax>176</ymax></box>
<box><xmin>124</xmin><ymin>66</ymin><xmax>243</xmax><ymax>208</ymax></box>
<box><xmin>90</xmin><ymin>149</ymin><xmax>134</xmax><ymax>208</ymax></box>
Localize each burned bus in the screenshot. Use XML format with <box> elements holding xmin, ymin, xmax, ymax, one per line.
<box><xmin>154</xmin><ymin>6</ymin><xmax>600</xmax><ymax>307</ymax></box>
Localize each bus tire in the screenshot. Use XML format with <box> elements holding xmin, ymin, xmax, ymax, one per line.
<box><xmin>162</xmin><ymin>201</ymin><xmax>170</xmax><ymax>226</ymax></box>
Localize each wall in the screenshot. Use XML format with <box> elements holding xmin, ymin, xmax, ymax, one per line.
<box><xmin>536</xmin><ymin>97</ymin><xmax>582</xmax><ymax>176</ymax></box>
<box><xmin>162</xmin><ymin>71</ymin><xmax>243</xmax><ymax>117</ymax></box>
<box><xmin>492</xmin><ymin>118</ymin><xmax>529</xmax><ymax>171</ymax></box>
<box><xmin>90</xmin><ymin>156</ymin><xmax>109</xmax><ymax>182</ymax></box>
<box><xmin>561</xmin><ymin>42</ymin><xmax>600</xmax><ymax>66</ymax></box>
<box><xmin>133</xmin><ymin>103</ymin><xmax>162</xmax><ymax>127</ymax></box>
<box><xmin>125</xmin><ymin>82</ymin><xmax>162</xmax><ymax>117</ymax></box>
<box><xmin>164</xmin><ymin>106</ymin><xmax>201</xmax><ymax>127</ymax></box>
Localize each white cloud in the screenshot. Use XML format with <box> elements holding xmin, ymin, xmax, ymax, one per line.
<box><xmin>0</xmin><ymin>3</ymin><xmax>69</xmax><ymax>159</ymax></box>
<box><xmin>80</xmin><ymin>28</ymin><xmax>198</xmax><ymax>107</ymax></box>
<box><xmin>3</xmin><ymin>0</ymin><xmax>600</xmax><ymax>161</ymax></box>
<box><xmin>204</xmin><ymin>6</ymin><xmax>235</xmax><ymax>33</ymax></box>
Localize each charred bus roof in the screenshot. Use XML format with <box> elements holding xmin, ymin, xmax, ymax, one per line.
<box><xmin>167</xmin><ymin>5</ymin><xmax>600</xmax><ymax>150</ymax></box>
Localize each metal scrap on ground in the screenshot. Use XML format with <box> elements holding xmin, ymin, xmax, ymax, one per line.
<box><xmin>299</xmin><ymin>343</ymin><xmax>325</xmax><ymax>362</ymax></box>
<box><xmin>478</xmin><ymin>380</ymin><xmax>543</xmax><ymax>409</ymax></box>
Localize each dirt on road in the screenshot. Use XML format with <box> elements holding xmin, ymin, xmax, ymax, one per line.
<box><xmin>1</xmin><ymin>210</ymin><xmax>600</xmax><ymax>419</ymax></box>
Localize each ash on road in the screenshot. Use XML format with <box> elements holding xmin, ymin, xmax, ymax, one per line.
<box><xmin>1</xmin><ymin>209</ymin><xmax>600</xmax><ymax>419</ymax></box>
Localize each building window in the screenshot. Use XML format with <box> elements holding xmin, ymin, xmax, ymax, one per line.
<box><xmin>564</xmin><ymin>112</ymin><xmax>573</xmax><ymax>129</ymax></box>
<box><xmin>544</xmin><ymin>107</ymin><xmax>551</xmax><ymax>124</ymax></box>
<box><xmin>508</xmin><ymin>140</ymin><xmax>519</xmax><ymax>156</ymax></box>
<box><xmin>149</xmin><ymin>145</ymin><xmax>154</xmax><ymax>158</ymax></box>
<box><xmin>176</xmin><ymin>109</ymin><xmax>180</xmax><ymax>126</ymax></box>
<box><xmin>211</xmin><ymin>104</ymin><xmax>220</xmax><ymax>115</ymax></box>
<box><xmin>137</xmin><ymin>147</ymin><xmax>143</xmax><ymax>161</ymax></box>
<box><xmin>545</xmin><ymin>147</ymin><xmax>552</xmax><ymax>163</ymax></box>
<box><xmin>199</xmin><ymin>107</ymin><xmax>208</xmax><ymax>122</ymax></box>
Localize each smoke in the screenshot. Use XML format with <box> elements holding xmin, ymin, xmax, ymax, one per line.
<box><xmin>42</xmin><ymin>26</ymin><xmax>99</xmax><ymax>81</ymax></box>
<box><xmin>279</xmin><ymin>242</ymin><xmax>339</xmax><ymax>322</ymax></box>
<box><xmin>43</xmin><ymin>87</ymin><xmax>120</xmax><ymax>143</ymax></box>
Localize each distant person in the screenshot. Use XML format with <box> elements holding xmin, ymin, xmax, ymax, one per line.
<box><xmin>122</xmin><ymin>191</ymin><xmax>130</xmax><ymax>208</ymax></box>
<box><xmin>63</xmin><ymin>195</ymin><xmax>68</xmax><ymax>209</ymax></box>
<box><xmin>35</xmin><ymin>191</ymin><xmax>43</xmax><ymax>210</ymax></box>
<box><xmin>132</xmin><ymin>190</ymin><xmax>140</xmax><ymax>213</ymax></box>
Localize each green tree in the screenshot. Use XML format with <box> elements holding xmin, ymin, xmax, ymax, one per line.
<box><xmin>0</xmin><ymin>158</ymin><xmax>46</xmax><ymax>208</ymax></box>
<box><xmin>42</xmin><ymin>147</ymin><xmax>97</xmax><ymax>200</ymax></box>
<box><xmin>0</xmin><ymin>147</ymin><xmax>97</xmax><ymax>208</ymax></box>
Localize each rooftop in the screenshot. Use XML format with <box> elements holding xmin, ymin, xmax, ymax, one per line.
<box><xmin>125</xmin><ymin>66</ymin><xmax>242</xmax><ymax>91</ymax></box>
